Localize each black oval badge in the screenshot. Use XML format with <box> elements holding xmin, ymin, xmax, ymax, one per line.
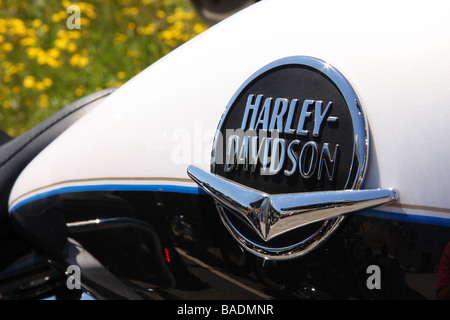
<box><xmin>207</xmin><ymin>56</ymin><xmax>370</xmax><ymax>259</ymax></box>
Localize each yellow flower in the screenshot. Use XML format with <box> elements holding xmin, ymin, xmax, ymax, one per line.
<box><xmin>43</xmin><ymin>77</ymin><xmax>53</xmax><ymax>88</ymax></box>
<box><xmin>56</xmin><ymin>29</ymin><xmax>68</xmax><ymax>38</ymax></box>
<box><xmin>113</xmin><ymin>33</ymin><xmax>127</xmax><ymax>45</ymax></box>
<box><xmin>1</xmin><ymin>42</ymin><xmax>13</xmax><ymax>52</ymax></box>
<box><xmin>107</xmin><ymin>80</ymin><xmax>123</xmax><ymax>88</ymax></box>
<box><xmin>193</xmin><ymin>23</ymin><xmax>207</xmax><ymax>34</ymax></box>
<box><xmin>19</xmin><ymin>37</ymin><xmax>37</xmax><ymax>47</ymax></box>
<box><xmin>40</xmin><ymin>24</ymin><xmax>50</xmax><ymax>33</ymax></box>
<box><xmin>173</xmin><ymin>21</ymin><xmax>185</xmax><ymax>33</ymax></box>
<box><xmin>51</xmin><ymin>10</ymin><xmax>67</xmax><ymax>23</ymax></box>
<box><xmin>68</xmin><ymin>30</ymin><xmax>81</xmax><ymax>39</ymax></box>
<box><xmin>185</xmin><ymin>12</ymin><xmax>195</xmax><ymax>21</ymax></box>
<box><xmin>36</xmin><ymin>51</ymin><xmax>47</xmax><ymax>65</ymax></box>
<box><xmin>32</xmin><ymin>19</ymin><xmax>42</xmax><ymax>28</ymax></box>
<box><xmin>6</xmin><ymin>18</ymin><xmax>27</xmax><ymax>36</ymax></box>
<box><xmin>61</xmin><ymin>0</ymin><xmax>71</xmax><ymax>8</ymax></box>
<box><xmin>23</xmin><ymin>75</ymin><xmax>36</xmax><ymax>89</ymax></box>
<box><xmin>117</xmin><ymin>71</ymin><xmax>126</xmax><ymax>79</ymax></box>
<box><xmin>48</xmin><ymin>48</ymin><xmax>60</xmax><ymax>59</ymax></box>
<box><xmin>46</xmin><ymin>57</ymin><xmax>63</xmax><ymax>68</ymax></box>
<box><xmin>26</xmin><ymin>28</ymin><xmax>36</xmax><ymax>37</ymax></box>
<box><xmin>37</xmin><ymin>94</ymin><xmax>49</xmax><ymax>108</ymax></box>
<box><xmin>55</xmin><ymin>38</ymin><xmax>69</xmax><ymax>50</ymax></box>
<box><xmin>69</xmin><ymin>53</ymin><xmax>80</xmax><ymax>66</ymax></box>
<box><xmin>123</xmin><ymin>7</ymin><xmax>139</xmax><ymax>16</ymax></box>
<box><xmin>69</xmin><ymin>53</ymin><xmax>89</xmax><ymax>67</ymax></box>
<box><xmin>1</xmin><ymin>61</ymin><xmax>11</xmax><ymax>69</ymax></box>
<box><xmin>78</xmin><ymin>56</ymin><xmax>89</xmax><ymax>67</ymax></box>
<box><xmin>35</xmin><ymin>81</ymin><xmax>46</xmax><ymax>91</ymax></box>
<box><xmin>75</xmin><ymin>85</ymin><xmax>85</xmax><ymax>96</ymax></box>
<box><xmin>67</xmin><ymin>42</ymin><xmax>77</xmax><ymax>52</ymax></box>
<box><xmin>156</xmin><ymin>10</ymin><xmax>166</xmax><ymax>19</ymax></box>
<box><xmin>26</xmin><ymin>47</ymin><xmax>38</xmax><ymax>59</ymax></box>
<box><xmin>67</xmin><ymin>1</ymin><xmax>96</xmax><ymax>19</ymax></box>
<box><xmin>181</xmin><ymin>34</ymin><xmax>190</xmax><ymax>42</ymax></box>
<box><xmin>80</xmin><ymin>17</ymin><xmax>90</xmax><ymax>27</ymax></box>
<box><xmin>127</xmin><ymin>49</ymin><xmax>140</xmax><ymax>58</ymax></box>
<box><xmin>12</xmin><ymin>85</ymin><xmax>20</xmax><ymax>94</ymax></box>
<box><xmin>16</xmin><ymin>63</ymin><xmax>25</xmax><ymax>71</ymax></box>
<box><xmin>136</xmin><ymin>23</ymin><xmax>155</xmax><ymax>35</ymax></box>
<box><xmin>169</xmin><ymin>8</ymin><xmax>194</xmax><ymax>22</ymax></box>
<box><xmin>166</xmin><ymin>15</ymin><xmax>175</xmax><ymax>24</ymax></box>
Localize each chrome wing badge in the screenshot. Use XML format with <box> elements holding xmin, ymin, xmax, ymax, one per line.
<box><xmin>188</xmin><ymin>56</ymin><xmax>398</xmax><ymax>260</ymax></box>
<box><xmin>188</xmin><ymin>165</ymin><xmax>396</xmax><ymax>243</ymax></box>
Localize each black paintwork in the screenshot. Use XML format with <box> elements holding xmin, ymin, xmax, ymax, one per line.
<box><xmin>0</xmin><ymin>89</ymin><xmax>115</xmax><ymax>299</ymax></box>
<box><xmin>10</xmin><ymin>190</ymin><xmax>449</xmax><ymax>300</ymax></box>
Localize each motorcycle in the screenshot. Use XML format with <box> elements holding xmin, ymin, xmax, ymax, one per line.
<box><xmin>0</xmin><ymin>0</ymin><xmax>449</xmax><ymax>301</ymax></box>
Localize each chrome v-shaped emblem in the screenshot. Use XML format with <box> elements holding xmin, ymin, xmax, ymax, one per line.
<box><xmin>188</xmin><ymin>165</ymin><xmax>397</xmax><ymax>242</ymax></box>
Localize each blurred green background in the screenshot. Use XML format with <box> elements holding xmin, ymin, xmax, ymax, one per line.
<box><xmin>0</xmin><ymin>0</ymin><xmax>208</xmax><ymax>137</ymax></box>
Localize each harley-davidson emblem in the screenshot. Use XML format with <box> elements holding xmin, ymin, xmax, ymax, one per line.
<box><xmin>225</xmin><ymin>95</ymin><xmax>339</xmax><ymax>179</ymax></box>
<box><xmin>188</xmin><ymin>56</ymin><xmax>397</xmax><ymax>259</ymax></box>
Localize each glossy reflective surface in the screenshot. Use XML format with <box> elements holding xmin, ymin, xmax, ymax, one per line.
<box><xmin>188</xmin><ymin>165</ymin><xmax>397</xmax><ymax>259</ymax></box>
<box><xmin>10</xmin><ymin>189</ymin><xmax>449</xmax><ymax>300</ymax></box>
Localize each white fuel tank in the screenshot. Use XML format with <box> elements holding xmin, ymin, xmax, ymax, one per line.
<box><xmin>8</xmin><ymin>0</ymin><xmax>450</xmax><ymax>225</ymax></box>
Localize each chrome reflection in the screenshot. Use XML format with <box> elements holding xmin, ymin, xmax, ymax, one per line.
<box><xmin>187</xmin><ymin>165</ymin><xmax>397</xmax><ymax>259</ymax></box>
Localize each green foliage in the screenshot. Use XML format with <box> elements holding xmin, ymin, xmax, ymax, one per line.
<box><xmin>0</xmin><ymin>0</ymin><xmax>207</xmax><ymax>136</ymax></box>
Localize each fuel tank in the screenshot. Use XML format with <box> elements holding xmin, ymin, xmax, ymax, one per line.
<box><xmin>8</xmin><ymin>0</ymin><xmax>450</xmax><ymax>299</ymax></box>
